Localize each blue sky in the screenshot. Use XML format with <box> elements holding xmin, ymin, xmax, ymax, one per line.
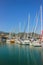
<box><xmin>0</xmin><ymin>0</ymin><xmax>43</xmax><ymax>33</ymax></box>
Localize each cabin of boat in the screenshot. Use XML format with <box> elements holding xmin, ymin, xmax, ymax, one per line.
<box><xmin>6</xmin><ymin>38</ymin><xmax>15</xmax><ymax>44</ymax></box>
<box><xmin>10</xmin><ymin>39</ymin><xmax>15</xmax><ymax>44</ymax></box>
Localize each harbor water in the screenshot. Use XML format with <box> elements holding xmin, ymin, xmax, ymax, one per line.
<box><xmin>0</xmin><ymin>43</ymin><xmax>43</xmax><ymax>65</ymax></box>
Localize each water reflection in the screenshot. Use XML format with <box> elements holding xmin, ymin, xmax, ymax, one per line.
<box><xmin>0</xmin><ymin>44</ymin><xmax>43</xmax><ymax>65</ymax></box>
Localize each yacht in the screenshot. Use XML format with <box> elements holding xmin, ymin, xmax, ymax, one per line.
<box><xmin>19</xmin><ymin>14</ymin><xmax>31</xmax><ymax>45</ymax></box>
<box><xmin>6</xmin><ymin>38</ymin><xmax>15</xmax><ymax>44</ymax></box>
<box><xmin>15</xmin><ymin>38</ymin><xmax>21</xmax><ymax>44</ymax></box>
<box><xmin>31</xmin><ymin>5</ymin><xmax>42</xmax><ymax>47</ymax></box>
<box><xmin>6</xmin><ymin>33</ymin><xmax>15</xmax><ymax>44</ymax></box>
<box><xmin>19</xmin><ymin>38</ymin><xmax>32</xmax><ymax>45</ymax></box>
<box><xmin>6</xmin><ymin>39</ymin><xmax>10</xmax><ymax>44</ymax></box>
<box><xmin>32</xmin><ymin>40</ymin><xmax>41</xmax><ymax>47</ymax></box>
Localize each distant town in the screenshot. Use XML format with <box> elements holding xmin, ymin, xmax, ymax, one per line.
<box><xmin>0</xmin><ymin>31</ymin><xmax>40</xmax><ymax>43</ymax></box>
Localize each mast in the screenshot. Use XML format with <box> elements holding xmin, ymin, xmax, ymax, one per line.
<box><xmin>34</xmin><ymin>13</ymin><xmax>38</xmax><ymax>33</ymax></box>
<box><xmin>9</xmin><ymin>32</ymin><xmax>11</xmax><ymax>39</ymax></box>
<box><xmin>18</xmin><ymin>22</ymin><xmax>21</xmax><ymax>39</ymax></box>
<box><xmin>40</xmin><ymin>5</ymin><xmax>42</xmax><ymax>34</ymax></box>
<box><xmin>28</xmin><ymin>14</ymin><xmax>30</xmax><ymax>33</ymax></box>
<box><xmin>27</xmin><ymin>14</ymin><xmax>30</xmax><ymax>39</ymax></box>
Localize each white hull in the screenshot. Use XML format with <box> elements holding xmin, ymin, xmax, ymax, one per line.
<box><xmin>20</xmin><ymin>39</ymin><xmax>31</xmax><ymax>45</ymax></box>
<box><xmin>32</xmin><ymin>41</ymin><xmax>41</xmax><ymax>47</ymax></box>
<box><xmin>15</xmin><ymin>39</ymin><xmax>21</xmax><ymax>44</ymax></box>
<box><xmin>6</xmin><ymin>39</ymin><xmax>15</xmax><ymax>44</ymax></box>
<box><xmin>6</xmin><ymin>39</ymin><xmax>10</xmax><ymax>44</ymax></box>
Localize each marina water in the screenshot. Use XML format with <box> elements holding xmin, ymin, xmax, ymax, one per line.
<box><xmin>0</xmin><ymin>43</ymin><xmax>43</xmax><ymax>65</ymax></box>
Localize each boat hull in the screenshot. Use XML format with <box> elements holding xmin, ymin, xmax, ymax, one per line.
<box><xmin>32</xmin><ymin>41</ymin><xmax>41</xmax><ymax>47</ymax></box>
<box><xmin>6</xmin><ymin>39</ymin><xmax>15</xmax><ymax>44</ymax></box>
<box><xmin>20</xmin><ymin>39</ymin><xmax>31</xmax><ymax>45</ymax></box>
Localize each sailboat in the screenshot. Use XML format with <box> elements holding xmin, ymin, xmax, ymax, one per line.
<box><xmin>32</xmin><ymin>5</ymin><xmax>42</xmax><ymax>47</ymax></box>
<box><xmin>15</xmin><ymin>22</ymin><xmax>21</xmax><ymax>44</ymax></box>
<box><xmin>15</xmin><ymin>36</ymin><xmax>21</xmax><ymax>44</ymax></box>
<box><xmin>40</xmin><ymin>5</ymin><xmax>43</xmax><ymax>47</ymax></box>
<box><xmin>6</xmin><ymin>32</ymin><xmax>15</xmax><ymax>44</ymax></box>
<box><xmin>19</xmin><ymin>14</ymin><xmax>31</xmax><ymax>45</ymax></box>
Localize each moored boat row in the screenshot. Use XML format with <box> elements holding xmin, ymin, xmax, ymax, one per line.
<box><xmin>4</xmin><ymin>5</ymin><xmax>43</xmax><ymax>47</ymax></box>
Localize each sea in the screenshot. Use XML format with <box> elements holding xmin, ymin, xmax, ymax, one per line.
<box><xmin>0</xmin><ymin>43</ymin><xmax>43</xmax><ymax>65</ymax></box>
